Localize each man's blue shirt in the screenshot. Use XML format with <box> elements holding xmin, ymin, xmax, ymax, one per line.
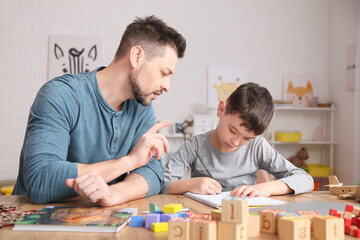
<box><xmin>13</xmin><ymin>68</ymin><xmax>164</xmax><ymax>203</ymax></box>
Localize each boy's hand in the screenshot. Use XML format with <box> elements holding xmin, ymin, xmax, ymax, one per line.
<box><xmin>230</xmin><ymin>184</ymin><xmax>271</xmax><ymax>198</ymax></box>
<box><xmin>187</xmin><ymin>177</ymin><xmax>222</xmax><ymax>195</ymax></box>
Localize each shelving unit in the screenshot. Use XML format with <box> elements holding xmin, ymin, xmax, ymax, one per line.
<box><xmin>268</xmin><ymin>105</ymin><xmax>337</xmax><ymax>176</ymax></box>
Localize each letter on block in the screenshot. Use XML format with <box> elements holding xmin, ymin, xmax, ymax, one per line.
<box><xmin>277</xmin><ymin>212</ymin><xmax>301</xmax><ymax>233</ymax></box>
<box><xmin>217</xmin><ymin>221</ymin><xmax>247</xmax><ymax>240</ymax></box>
<box><xmin>163</xmin><ymin>204</ymin><xmax>182</xmax><ymax>214</ymax></box>
<box><xmin>151</xmin><ymin>222</ymin><xmax>168</xmax><ymax>232</ymax></box>
<box><xmin>248</xmin><ymin>212</ymin><xmax>260</xmax><ymax>238</ymax></box>
<box><xmin>259</xmin><ymin>209</ymin><xmax>285</xmax><ymax>234</ymax></box>
<box><xmin>313</xmin><ymin>215</ymin><xmax>344</xmax><ymax>240</ymax></box>
<box><xmin>168</xmin><ymin>217</ymin><xmax>192</xmax><ymax>240</ymax></box>
<box><xmin>190</xmin><ymin>219</ymin><xmax>217</xmax><ymax>240</ymax></box>
<box><xmin>221</xmin><ymin>196</ymin><xmax>248</xmax><ymax>224</ymax></box>
<box><xmin>278</xmin><ymin>217</ymin><xmax>311</xmax><ymax>240</ymax></box>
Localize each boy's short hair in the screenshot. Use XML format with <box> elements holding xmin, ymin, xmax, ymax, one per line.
<box><xmin>225</xmin><ymin>82</ymin><xmax>274</xmax><ymax>135</ymax></box>
<box><xmin>115</xmin><ymin>15</ymin><xmax>186</xmax><ymax>61</ymax></box>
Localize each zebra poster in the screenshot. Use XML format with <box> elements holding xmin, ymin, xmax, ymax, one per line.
<box><xmin>48</xmin><ymin>35</ymin><xmax>102</xmax><ymax>80</ymax></box>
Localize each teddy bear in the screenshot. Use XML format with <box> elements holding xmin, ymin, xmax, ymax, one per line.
<box><xmin>183</xmin><ymin>118</ymin><xmax>194</xmax><ymax>141</ymax></box>
<box><xmin>288</xmin><ymin>147</ymin><xmax>309</xmax><ymax>169</ymax></box>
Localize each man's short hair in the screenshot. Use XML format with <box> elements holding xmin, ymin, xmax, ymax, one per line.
<box><xmin>225</xmin><ymin>82</ymin><xmax>274</xmax><ymax>135</ymax></box>
<box><xmin>115</xmin><ymin>15</ymin><xmax>186</xmax><ymax>61</ymax></box>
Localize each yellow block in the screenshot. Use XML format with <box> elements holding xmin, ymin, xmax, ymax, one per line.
<box><xmin>163</xmin><ymin>204</ymin><xmax>182</xmax><ymax>214</ymax></box>
<box><xmin>1</xmin><ymin>185</ymin><xmax>14</xmax><ymax>195</ymax></box>
<box><xmin>275</xmin><ymin>131</ymin><xmax>301</xmax><ymax>142</ymax></box>
<box><xmin>151</xmin><ymin>222</ymin><xmax>168</xmax><ymax>232</ymax></box>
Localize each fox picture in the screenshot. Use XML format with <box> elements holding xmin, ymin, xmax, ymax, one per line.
<box><xmin>286</xmin><ymin>81</ymin><xmax>314</xmax><ymax>107</ymax></box>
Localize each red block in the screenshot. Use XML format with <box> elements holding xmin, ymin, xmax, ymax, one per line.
<box><xmin>353</xmin><ymin>217</ymin><xmax>360</xmax><ymax>228</ymax></box>
<box><xmin>345</xmin><ymin>218</ymin><xmax>352</xmax><ymax>226</ymax></box>
<box><xmin>346</xmin><ymin>205</ymin><xmax>354</xmax><ymax>213</ymax></box>
<box><xmin>329</xmin><ymin>209</ymin><xmax>338</xmax><ymax>215</ymax></box>
<box><xmin>354</xmin><ymin>229</ymin><xmax>360</xmax><ymax>238</ymax></box>
<box><xmin>345</xmin><ymin>225</ymin><xmax>350</xmax><ymax>234</ymax></box>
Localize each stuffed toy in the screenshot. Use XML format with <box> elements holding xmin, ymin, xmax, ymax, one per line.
<box><xmin>183</xmin><ymin>119</ymin><xmax>194</xmax><ymax>141</ymax></box>
<box><xmin>288</xmin><ymin>147</ymin><xmax>309</xmax><ymax>169</ymax></box>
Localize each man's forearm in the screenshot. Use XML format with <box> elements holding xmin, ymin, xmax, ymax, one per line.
<box><xmin>254</xmin><ymin>180</ymin><xmax>294</xmax><ymax>196</ymax></box>
<box><xmin>110</xmin><ymin>173</ymin><xmax>149</xmax><ymax>204</ymax></box>
<box><xmin>77</xmin><ymin>156</ymin><xmax>135</xmax><ymax>183</ymax></box>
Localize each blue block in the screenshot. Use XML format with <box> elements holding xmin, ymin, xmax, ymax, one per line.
<box><xmin>160</xmin><ymin>213</ymin><xmax>178</xmax><ymax>222</ymax></box>
<box><xmin>155</xmin><ymin>210</ymin><xmax>163</xmax><ymax>214</ymax></box>
<box><xmin>130</xmin><ymin>216</ymin><xmax>144</xmax><ymax>227</ymax></box>
<box><xmin>176</xmin><ymin>211</ymin><xmax>182</xmax><ymax>217</ymax></box>
<box><xmin>180</xmin><ymin>213</ymin><xmax>190</xmax><ymax>218</ymax></box>
<box><xmin>145</xmin><ymin>213</ymin><xmax>160</xmax><ymax>229</ymax></box>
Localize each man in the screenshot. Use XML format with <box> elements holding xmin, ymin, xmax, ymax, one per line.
<box><xmin>12</xmin><ymin>16</ymin><xmax>186</xmax><ymax>206</ymax></box>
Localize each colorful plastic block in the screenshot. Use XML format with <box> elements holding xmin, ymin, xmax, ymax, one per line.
<box><xmin>130</xmin><ymin>216</ymin><xmax>144</xmax><ymax>227</ymax></box>
<box><xmin>151</xmin><ymin>222</ymin><xmax>168</xmax><ymax>232</ymax></box>
<box><xmin>145</xmin><ymin>213</ymin><xmax>160</xmax><ymax>229</ymax></box>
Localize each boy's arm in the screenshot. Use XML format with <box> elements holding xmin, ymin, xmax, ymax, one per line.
<box><xmin>256</xmin><ymin>137</ymin><xmax>314</xmax><ymax>195</ymax></box>
<box><xmin>230</xmin><ymin>180</ymin><xmax>294</xmax><ymax>198</ymax></box>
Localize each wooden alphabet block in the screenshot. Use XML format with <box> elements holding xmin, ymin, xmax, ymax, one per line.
<box><xmin>168</xmin><ymin>217</ymin><xmax>192</xmax><ymax>240</ymax></box>
<box><xmin>221</xmin><ymin>196</ymin><xmax>248</xmax><ymax>224</ymax></box>
<box><xmin>151</xmin><ymin>222</ymin><xmax>168</xmax><ymax>232</ymax></box>
<box><xmin>313</xmin><ymin>215</ymin><xmax>344</xmax><ymax>240</ymax></box>
<box><xmin>278</xmin><ymin>217</ymin><xmax>311</xmax><ymax>240</ymax></box>
<box><xmin>259</xmin><ymin>209</ymin><xmax>285</xmax><ymax>234</ymax></box>
<box><xmin>248</xmin><ymin>212</ymin><xmax>260</xmax><ymax>238</ymax></box>
<box><xmin>217</xmin><ymin>221</ymin><xmax>247</xmax><ymax>240</ymax></box>
<box><xmin>296</xmin><ymin>210</ymin><xmax>321</xmax><ymax>237</ymax></box>
<box><xmin>211</xmin><ymin>209</ymin><xmax>221</xmax><ymax>221</ymax></box>
<box><xmin>277</xmin><ymin>212</ymin><xmax>301</xmax><ymax>233</ymax></box>
<box><xmin>163</xmin><ymin>204</ymin><xmax>182</xmax><ymax>214</ymax></box>
<box><xmin>190</xmin><ymin>219</ymin><xmax>217</xmax><ymax>240</ymax></box>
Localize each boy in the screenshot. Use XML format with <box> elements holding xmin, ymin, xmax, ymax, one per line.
<box><xmin>161</xmin><ymin>82</ymin><xmax>314</xmax><ymax>197</ymax></box>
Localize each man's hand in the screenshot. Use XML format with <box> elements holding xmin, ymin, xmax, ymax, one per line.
<box><xmin>186</xmin><ymin>177</ymin><xmax>222</xmax><ymax>195</ymax></box>
<box><xmin>230</xmin><ymin>184</ymin><xmax>271</xmax><ymax>198</ymax></box>
<box><xmin>65</xmin><ymin>171</ymin><xmax>117</xmax><ymax>206</ymax></box>
<box><xmin>128</xmin><ymin>121</ymin><xmax>171</xmax><ymax>169</ymax></box>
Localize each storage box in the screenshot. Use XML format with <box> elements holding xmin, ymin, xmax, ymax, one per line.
<box><xmin>307</xmin><ymin>164</ymin><xmax>332</xmax><ymax>177</ymax></box>
<box><xmin>275</xmin><ymin>131</ymin><xmax>302</xmax><ymax>142</ymax></box>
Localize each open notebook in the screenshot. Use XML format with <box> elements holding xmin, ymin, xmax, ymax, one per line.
<box><xmin>184</xmin><ymin>191</ymin><xmax>285</xmax><ymax>209</ymax></box>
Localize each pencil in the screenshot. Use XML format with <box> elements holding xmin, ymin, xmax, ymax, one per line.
<box><xmin>194</xmin><ymin>149</ymin><xmax>214</xmax><ymax>179</ymax></box>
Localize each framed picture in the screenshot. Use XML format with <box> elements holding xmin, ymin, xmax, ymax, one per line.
<box><xmin>173</xmin><ymin>122</ymin><xmax>187</xmax><ymax>136</ymax></box>
<box><xmin>207</xmin><ymin>67</ymin><xmax>249</xmax><ymax>109</ymax></box>
<box><xmin>283</xmin><ymin>74</ymin><xmax>318</xmax><ymax>107</ymax></box>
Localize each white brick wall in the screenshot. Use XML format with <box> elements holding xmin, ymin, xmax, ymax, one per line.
<box><xmin>0</xmin><ymin>0</ymin><xmax>329</xmax><ymax>180</ymax></box>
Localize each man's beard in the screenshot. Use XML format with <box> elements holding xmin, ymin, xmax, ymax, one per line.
<box><xmin>129</xmin><ymin>67</ymin><xmax>151</xmax><ymax>106</ymax></box>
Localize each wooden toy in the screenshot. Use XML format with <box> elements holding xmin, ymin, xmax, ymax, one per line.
<box><xmin>161</xmin><ymin>213</ymin><xmax>178</xmax><ymax>222</ymax></box>
<box><xmin>277</xmin><ymin>212</ymin><xmax>301</xmax><ymax>233</ymax></box>
<box><xmin>190</xmin><ymin>219</ymin><xmax>217</xmax><ymax>240</ymax></box>
<box><xmin>211</xmin><ymin>209</ymin><xmax>221</xmax><ymax>221</ymax></box>
<box><xmin>349</xmin><ymin>225</ymin><xmax>360</xmax><ymax>238</ymax></box>
<box><xmin>329</xmin><ymin>209</ymin><xmax>344</xmax><ymax>218</ymax></box>
<box><xmin>221</xmin><ymin>196</ymin><xmax>248</xmax><ymax>224</ymax></box>
<box><xmin>163</xmin><ymin>204</ymin><xmax>182</xmax><ymax>214</ymax></box>
<box><xmin>248</xmin><ymin>212</ymin><xmax>260</xmax><ymax>238</ymax></box>
<box><xmin>150</xmin><ymin>203</ymin><xmax>160</xmax><ymax>213</ymax></box>
<box><xmin>354</xmin><ymin>206</ymin><xmax>360</xmax><ymax>216</ymax></box>
<box><xmin>151</xmin><ymin>222</ymin><xmax>168</xmax><ymax>232</ymax></box>
<box><xmin>217</xmin><ymin>221</ymin><xmax>247</xmax><ymax>240</ymax></box>
<box><xmin>278</xmin><ymin>217</ymin><xmax>311</xmax><ymax>240</ymax></box>
<box><xmin>145</xmin><ymin>213</ymin><xmax>160</xmax><ymax>229</ymax></box>
<box><xmin>130</xmin><ymin>216</ymin><xmax>144</xmax><ymax>227</ymax></box>
<box><xmin>355</xmin><ymin>185</ymin><xmax>360</xmax><ymax>202</ymax></box>
<box><xmin>168</xmin><ymin>217</ymin><xmax>192</xmax><ymax>240</ymax></box>
<box><xmin>326</xmin><ymin>176</ymin><xmax>358</xmax><ymax>198</ymax></box>
<box><xmin>296</xmin><ymin>211</ymin><xmax>321</xmax><ymax>237</ymax></box>
<box><xmin>313</xmin><ymin>215</ymin><xmax>344</xmax><ymax>240</ymax></box>
<box><xmin>259</xmin><ymin>209</ymin><xmax>285</xmax><ymax>234</ymax></box>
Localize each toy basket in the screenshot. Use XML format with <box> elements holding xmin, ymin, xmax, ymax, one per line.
<box><xmin>307</xmin><ymin>164</ymin><xmax>332</xmax><ymax>177</ymax></box>
<box><xmin>275</xmin><ymin>131</ymin><xmax>302</xmax><ymax>142</ymax></box>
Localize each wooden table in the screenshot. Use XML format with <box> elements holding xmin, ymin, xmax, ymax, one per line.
<box><xmin>1</xmin><ymin>191</ymin><xmax>359</xmax><ymax>240</ymax></box>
